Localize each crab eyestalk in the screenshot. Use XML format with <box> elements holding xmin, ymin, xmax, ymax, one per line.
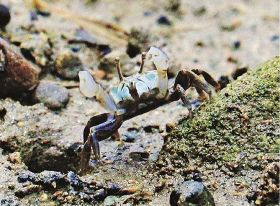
<box><xmin>115</xmin><ymin>57</ymin><xmax>123</xmax><ymax>82</ymax></box>
<box><xmin>139</xmin><ymin>52</ymin><xmax>146</xmax><ymax>73</ymax></box>
<box><xmin>147</xmin><ymin>47</ymin><xmax>169</xmax><ymax>98</ymax></box>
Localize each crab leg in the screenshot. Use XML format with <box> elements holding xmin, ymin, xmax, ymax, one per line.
<box><xmin>115</xmin><ymin>57</ymin><xmax>123</xmax><ymax>81</ymax></box>
<box><xmin>191</xmin><ymin>69</ymin><xmax>221</xmax><ymax>91</ymax></box>
<box><xmin>174</xmin><ymin>84</ymin><xmax>193</xmax><ymax>117</ymax></box>
<box><xmin>174</xmin><ymin>69</ymin><xmax>216</xmax><ymax>99</ymax></box>
<box><xmin>81</xmin><ymin>112</ymin><xmax>123</xmax><ymax>173</ymax></box>
<box><xmin>139</xmin><ymin>52</ymin><xmax>147</xmax><ymax>73</ymax></box>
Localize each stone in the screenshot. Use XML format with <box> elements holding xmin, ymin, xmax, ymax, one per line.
<box><xmin>104</xmin><ymin>196</ymin><xmax>121</xmax><ymax>206</ymax></box>
<box><xmin>122</xmin><ymin>129</ymin><xmax>139</xmax><ymax>142</ymax></box>
<box><xmin>0</xmin><ymin>4</ymin><xmax>11</xmax><ymax>28</ymax></box>
<box><xmin>34</xmin><ymin>81</ymin><xmax>69</xmax><ymax>109</ymax></box>
<box><xmin>0</xmin><ymin>37</ymin><xmax>40</xmax><ymax>97</ymax></box>
<box><xmin>170</xmin><ymin>181</ymin><xmax>215</xmax><ymax>206</ymax></box>
<box><xmin>55</xmin><ymin>50</ymin><xmax>84</xmax><ymax>80</ymax></box>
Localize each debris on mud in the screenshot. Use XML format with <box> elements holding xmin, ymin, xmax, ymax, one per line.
<box><xmin>247</xmin><ymin>162</ymin><xmax>279</xmax><ymax>205</ymax></box>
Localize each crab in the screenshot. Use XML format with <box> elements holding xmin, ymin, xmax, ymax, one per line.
<box><xmin>79</xmin><ymin>47</ymin><xmax>220</xmax><ymax>172</ymax></box>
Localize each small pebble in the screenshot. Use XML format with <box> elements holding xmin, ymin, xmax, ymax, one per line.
<box><xmin>233</xmin><ymin>40</ymin><xmax>241</xmax><ymax>49</ymax></box>
<box><xmin>122</xmin><ymin>129</ymin><xmax>139</xmax><ymax>142</ymax></box>
<box><xmin>67</xmin><ymin>171</ymin><xmax>83</xmax><ymax>189</ymax></box>
<box><xmin>94</xmin><ymin>188</ymin><xmax>106</xmax><ymax>201</ymax></box>
<box><xmin>39</xmin><ymin>193</ymin><xmax>48</xmax><ymax>202</ymax></box>
<box><xmin>34</xmin><ymin>81</ymin><xmax>69</xmax><ymax>109</ymax></box>
<box><xmin>218</xmin><ymin>75</ymin><xmax>230</xmax><ymax>89</ymax></box>
<box><xmin>271</xmin><ymin>35</ymin><xmax>279</xmax><ymax>42</ymax></box>
<box><xmin>0</xmin><ymin>4</ymin><xmax>11</xmax><ymax>28</ymax></box>
<box><xmin>104</xmin><ymin>196</ymin><xmax>121</xmax><ymax>206</ymax></box>
<box><xmin>7</xmin><ymin>152</ymin><xmax>21</xmax><ymax>164</ymax></box>
<box><xmin>193</xmin><ymin>6</ymin><xmax>206</xmax><ymax>16</ymax></box>
<box><xmin>0</xmin><ymin>106</ymin><xmax>6</xmax><ymax>119</ymax></box>
<box><xmin>157</xmin><ymin>15</ymin><xmax>172</xmax><ymax>25</ymax></box>
<box><xmin>129</xmin><ymin>151</ymin><xmax>149</xmax><ymax>161</ymax></box>
<box><xmin>55</xmin><ymin>50</ymin><xmax>84</xmax><ymax>80</ymax></box>
<box><xmin>106</xmin><ymin>182</ymin><xmax>121</xmax><ymax>195</ymax></box>
<box><xmin>166</xmin><ymin>122</ymin><xmax>176</xmax><ymax>133</ymax></box>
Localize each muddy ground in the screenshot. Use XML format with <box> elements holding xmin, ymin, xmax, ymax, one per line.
<box><xmin>0</xmin><ymin>0</ymin><xmax>279</xmax><ymax>205</ymax></box>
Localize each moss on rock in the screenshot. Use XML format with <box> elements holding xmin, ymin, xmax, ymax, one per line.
<box><xmin>163</xmin><ymin>56</ymin><xmax>280</xmax><ymax>169</ymax></box>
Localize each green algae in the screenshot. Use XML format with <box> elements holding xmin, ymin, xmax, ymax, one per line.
<box><xmin>165</xmin><ymin>56</ymin><xmax>280</xmax><ymax>168</ymax></box>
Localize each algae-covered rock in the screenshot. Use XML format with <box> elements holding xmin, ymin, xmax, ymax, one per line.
<box><xmin>163</xmin><ymin>56</ymin><xmax>280</xmax><ymax>169</ymax></box>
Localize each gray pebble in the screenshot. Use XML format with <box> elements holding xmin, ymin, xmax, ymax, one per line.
<box><xmin>170</xmin><ymin>181</ymin><xmax>215</xmax><ymax>206</ymax></box>
<box><xmin>34</xmin><ymin>81</ymin><xmax>69</xmax><ymax>109</ymax></box>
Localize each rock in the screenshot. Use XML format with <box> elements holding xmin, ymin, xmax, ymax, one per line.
<box><xmin>129</xmin><ymin>151</ymin><xmax>149</xmax><ymax>161</ymax></box>
<box><xmin>0</xmin><ymin>4</ymin><xmax>10</xmax><ymax>28</ymax></box>
<box><xmin>55</xmin><ymin>50</ymin><xmax>84</xmax><ymax>80</ymax></box>
<box><xmin>126</xmin><ymin>28</ymin><xmax>149</xmax><ymax>58</ymax></box>
<box><xmin>170</xmin><ymin>181</ymin><xmax>215</xmax><ymax>206</ymax></box>
<box><xmin>106</xmin><ymin>182</ymin><xmax>121</xmax><ymax>195</ymax></box>
<box><xmin>232</xmin><ymin>40</ymin><xmax>241</xmax><ymax>50</ymax></box>
<box><xmin>0</xmin><ymin>37</ymin><xmax>40</xmax><ymax>97</ymax></box>
<box><xmin>164</xmin><ymin>0</ymin><xmax>181</xmax><ymax>12</ymax></box>
<box><xmin>7</xmin><ymin>152</ymin><xmax>21</xmax><ymax>164</ymax></box>
<box><xmin>0</xmin><ymin>106</ymin><xmax>6</xmax><ymax>119</ymax></box>
<box><xmin>193</xmin><ymin>6</ymin><xmax>207</xmax><ymax>16</ymax></box>
<box><xmin>104</xmin><ymin>196</ymin><xmax>121</xmax><ymax>206</ymax></box>
<box><xmin>0</xmin><ymin>198</ymin><xmax>20</xmax><ymax>206</ymax></box>
<box><xmin>122</xmin><ymin>129</ymin><xmax>139</xmax><ymax>142</ymax></box>
<box><xmin>39</xmin><ymin>193</ymin><xmax>48</xmax><ymax>202</ymax></box>
<box><xmin>67</xmin><ymin>171</ymin><xmax>83</xmax><ymax>189</ymax></box>
<box><xmin>17</xmin><ymin>171</ymin><xmax>36</xmax><ymax>183</ymax></box>
<box><xmin>34</xmin><ymin>81</ymin><xmax>69</xmax><ymax>109</ymax></box>
<box><xmin>15</xmin><ymin>184</ymin><xmax>42</xmax><ymax>198</ymax></box>
<box><xmin>19</xmin><ymin>33</ymin><xmax>53</xmax><ymax>69</ymax></box>
<box><xmin>157</xmin><ymin>15</ymin><xmax>172</xmax><ymax>26</ymax></box>
<box><xmin>93</xmin><ymin>189</ymin><xmax>106</xmax><ymax>201</ymax></box>
<box><xmin>98</xmin><ymin>50</ymin><xmax>132</xmax><ymax>78</ymax></box>
<box><xmin>220</xmin><ymin>19</ymin><xmax>241</xmax><ymax>31</ymax></box>
<box><xmin>34</xmin><ymin>171</ymin><xmax>67</xmax><ymax>188</ymax></box>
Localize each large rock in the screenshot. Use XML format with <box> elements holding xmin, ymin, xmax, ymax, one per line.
<box><xmin>170</xmin><ymin>181</ymin><xmax>215</xmax><ymax>206</ymax></box>
<box><xmin>0</xmin><ymin>37</ymin><xmax>40</xmax><ymax>97</ymax></box>
<box><xmin>161</xmin><ymin>56</ymin><xmax>280</xmax><ymax>170</ymax></box>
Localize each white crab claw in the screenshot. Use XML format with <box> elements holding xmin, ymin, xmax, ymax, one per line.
<box><xmin>146</xmin><ymin>46</ymin><xmax>169</xmax><ymax>71</ymax></box>
<box><xmin>79</xmin><ymin>71</ymin><xmax>98</xmax><ymax>98</ymax></box>
<box><xmin>79</xmin><ymin>71</ymin><xmax>117</xmax><ymax>111</ymax></box>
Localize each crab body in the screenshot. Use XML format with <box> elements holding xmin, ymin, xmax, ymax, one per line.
<box><xmin>109</xmin><ymin>70</ymin><xmax>168</xmax><ymax>110</ymax></box>
<box><xmin>78</xmin><ymin>47</ymin><xmax>220</xmax><ymax>173</ymax></box>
